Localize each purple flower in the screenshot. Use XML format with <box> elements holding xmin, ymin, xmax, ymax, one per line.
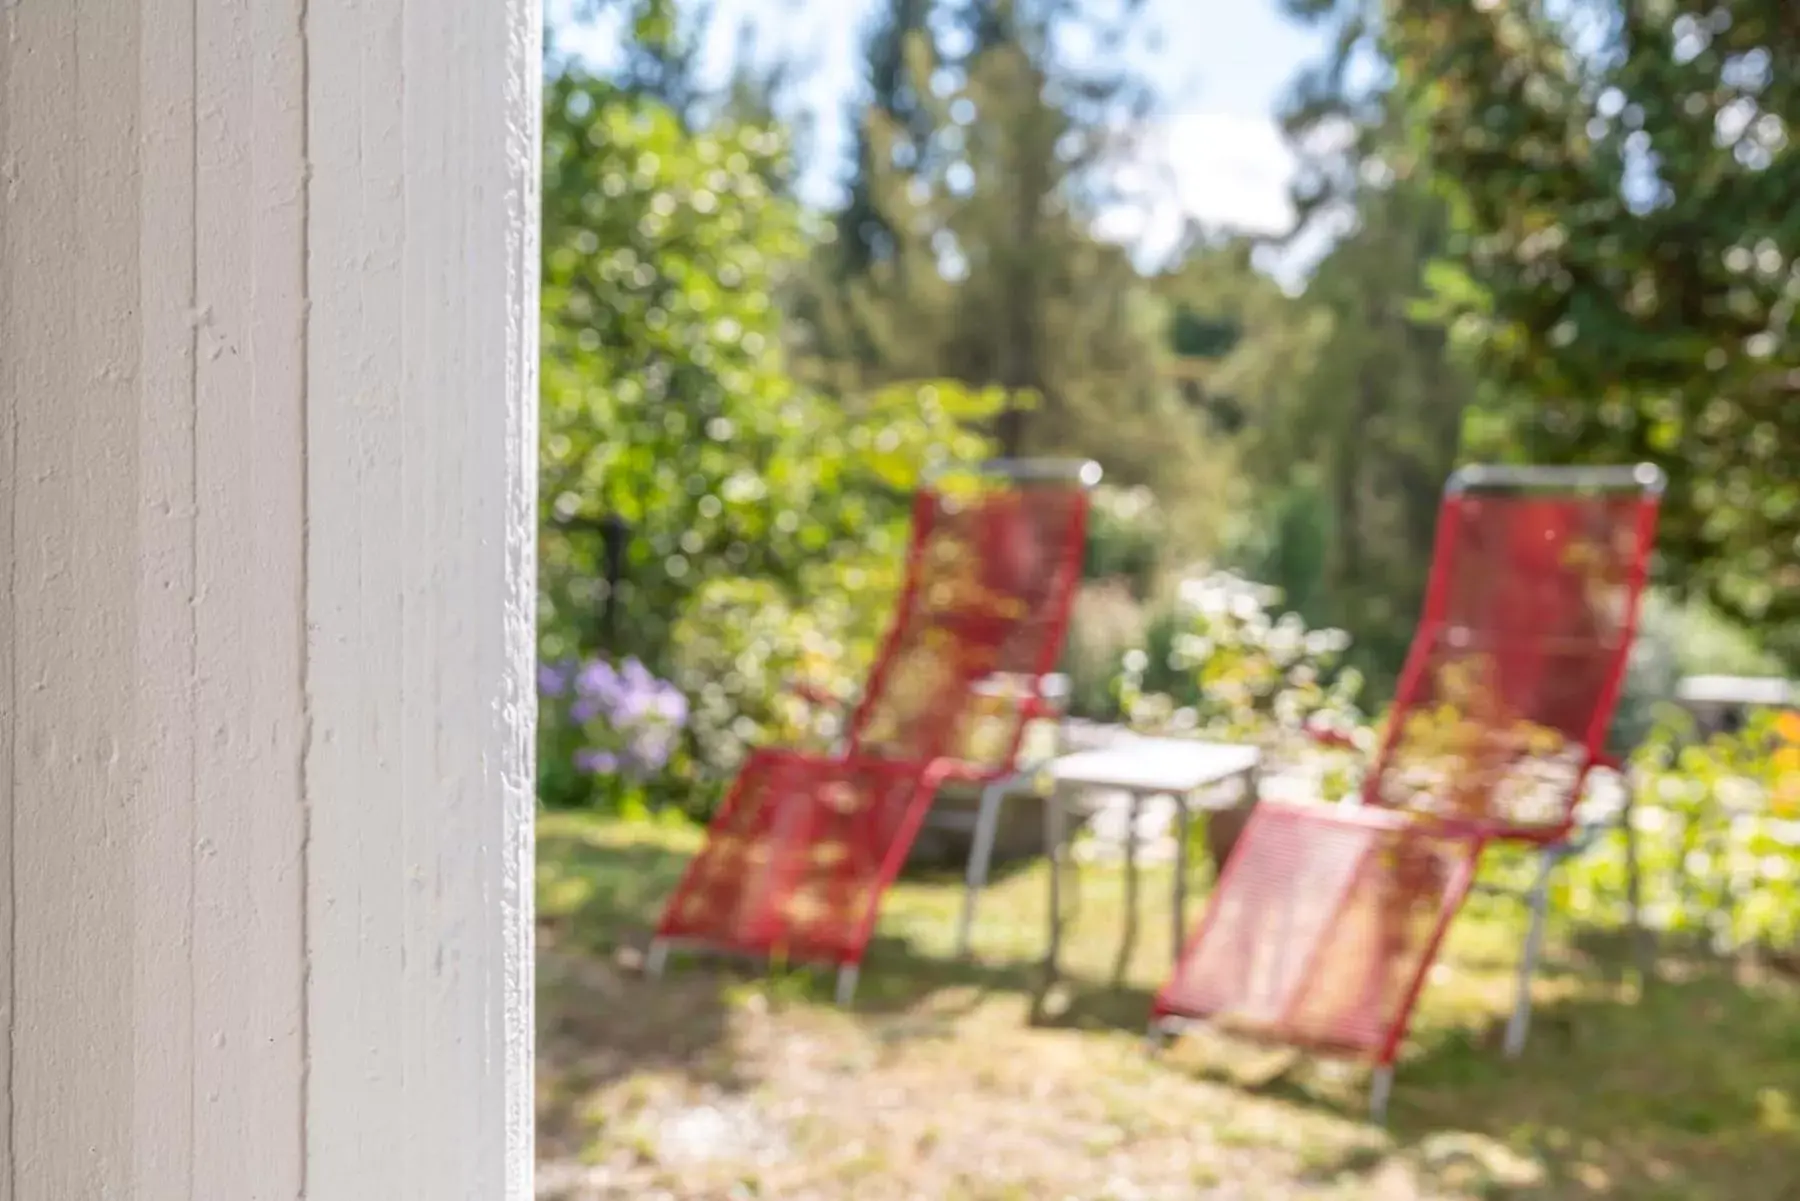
<box><xmin>538</xmin><ymin>660</ymin><xmax>575</xmax><ymax>697</ymax></box>
<box><xmin>651</xmin><ymin>682</ymin><xmax>689</xmax><ymax>727</ymax></box>
<box><xmin>576</xmin><ymin>659</ymin><xmax>621</xmax><ymax>701</ymax></box>
<box><xmin>621</xmin><ymin>656</ymin><xmax>654</xmax><ymax>690</ymax></box>
<box><xmin>562</xmin><ymin>655</ymin><xmax>687</xmax><ymax>776</ymax></box>
<box><xmin>626</xmin><ymin>730</ymin><xmax>675</xmax><ymax>773</ymax></box>
<box><xmin>574</xmin><ymin>749</ymin><xmax>619</xmax><ymax>774</ymax></box>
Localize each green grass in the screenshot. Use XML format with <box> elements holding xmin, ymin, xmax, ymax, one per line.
<box><xmin>536</xmin><ymin>811</ymin><xmax>1800</xmax><ymax>1200</ymax></box>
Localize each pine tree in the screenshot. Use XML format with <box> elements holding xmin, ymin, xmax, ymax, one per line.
<box><xmin>839</xmin><ymin>0</ymin><xmax>1187</xmax><ymax>477</ymax></box>
<box><xmin>836</xmin><ymin>0</ymin><xmax>938</xmax><ymax>279</ymax></box>
<box><xmin>1189</xmin><ymin>0</ymin><xmax>1476</xmax><ymax>694</ymax></box>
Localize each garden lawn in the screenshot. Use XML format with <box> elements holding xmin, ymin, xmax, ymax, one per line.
<box><xmin>536</xmin><ymin>812</ymin><xmax>1800</xmax><ymax>1201</ymax></box>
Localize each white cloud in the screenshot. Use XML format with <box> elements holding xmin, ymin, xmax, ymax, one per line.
<box><xmin>1093</xmin><ymin>110</ymin><xmax>1360</xmax><ymax>287</ymax></box>
<box><xmin>1094</xmin><ymin>112</ymin><xmax>1299</xmax><ymax>256</ymax></box>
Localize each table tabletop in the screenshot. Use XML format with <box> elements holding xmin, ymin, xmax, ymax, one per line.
<box><xmin>1048</xmin><ymin>735</ymin><xmax>1261</xmax><ymax>794</ymax></box>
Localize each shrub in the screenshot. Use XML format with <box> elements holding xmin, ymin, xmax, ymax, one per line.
<box><xmin>665</xmin><ymin>575</ymin><xmax>863</xmax><ymax>781</ymax></box>
<box><xmin>538</xmin><ymin>655</ymin><xmax>689</xmax><ymax>811</ymax></box>
<box><xmin>537</xmin><ymin>71</ymin><xmax>1004</xmax><ymax>813</ymax></box>
<box><xmin>1112</xmin><ymin>569</ymin><xmax>1364</xmax><ymax>745</ymax></box>
<box><xmin>1540</xmin><ymin>707</ymin><xmax>1800</xmax><ymax>957</ymax></box>
<box><xmin>1082</xmin><ymin>485</ymin><xmax>1164</xmax><ymax>598</ymax></box>
<box><xmin>1059</xmin><ymin>583</ymin><xmax>1148</xmax><ymax>721</ymax></box>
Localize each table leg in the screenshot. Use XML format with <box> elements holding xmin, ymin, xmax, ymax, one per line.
<box><xmin>1045</xmin><ymin>783</ymin><xmax>1064</xmax><ymax>981</ymax></box>
<box><xmin>1173</xmin><ymin>791</ymin><xmax>1191</xmax><ymax>966</ymax></box>
<box><xmin>1115</xmin><ymin>790</ymin><xmax>1141</xmax><ymax>986</ymax></box>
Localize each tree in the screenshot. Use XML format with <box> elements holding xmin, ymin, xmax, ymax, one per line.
<box><xmin>1164</xmin><ymin>1</ymin><xmax>1475</xmax><ymax>695</ymax></box>
<box><xmin>836</xmin><ymin>0</ymin><xmax>939</xmax><ymax>278</ymax></box>
<box><xmin>834</xmin><ymin>0</ymin><xmax>1195</xmax><ymax>485</ymax></box>
<box><xmin>1386</xmin><ymin>0</ymin><xmax>1800</xmax><ymax>661</ymax></box>
<box><xmin>540</xmin><ymin>71</ymin><xmax>823</xmax><ymax>668</ymax></box>
<box><xmin>551</xmin><ymin>0</ymin><xmax>714</xmax><ymax>124</ymax></box>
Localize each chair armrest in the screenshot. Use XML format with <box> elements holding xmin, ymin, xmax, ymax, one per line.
<box><xmin>1302</xmin><ymin>722</ymin><xmax>1362</xmax><ymax>752</ymax></box>
<box><xmin>791</xmin><ymin>680</ymin><xmax>852</xmax><ymax>710</ymax></box>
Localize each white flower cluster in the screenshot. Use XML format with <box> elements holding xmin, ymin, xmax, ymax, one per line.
<box><xmin>1114</xmin><ymin>569</ymin><xmax>1364</xmax><ymax>745</ymax></box>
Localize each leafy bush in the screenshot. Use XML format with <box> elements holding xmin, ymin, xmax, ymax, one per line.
<box><xmin>1059</xmin><ymin>583</ymin><xmax>1147</xmax><ymax>721</ymax></box>
<box><xmin>538</xmin><ymin>656</ymin><xmax>690</xmax><ymax>811</ymax></box>
<box><xmin>1539</xmin><ymin>707</ymin><xmax>1800</xmax><ymax>958</ymax></box>
<box><xmin>540</xmin><ymin>74</ymin><xmax>827</xmax><ymax>670</ymax></box>
<box><xmin>1112</xmin><ymin>570</ymin><xmax>1364</xmax><ymax>745</ymax></box>
<box><xmin>1082</xmin><ymin>485</ymin><xmax>1164</xmax><ymax>598</ymax></box>
<box><xmin>537</xmin><ymin>71</ymin><xmax>1002</xmax><ymax>812</ymax></box>
<box><xmin>1225</xmin><ymin>475</ymin><xmax>1334</xmax><ymax>627</ymax></box>
<box><xmin>665</xmin><ymin>576</ymin><xmax>858</xmax><ymax>780</ymax></box>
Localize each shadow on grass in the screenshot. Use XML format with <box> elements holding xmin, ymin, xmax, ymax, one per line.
<box><xmin>1221</xmin><ymin>953</ymin><xmax>1800</xmax><ymax>1200</ymax></box>
<box><xmin>534</xmin><ymin>823</ymin><xmax>748</xmax><ymax>1157</ymax></box>
<box><xmin>534</xmin><ymin>812</ymin><xmax>1159</xmax><ymax>1091</ymax></box>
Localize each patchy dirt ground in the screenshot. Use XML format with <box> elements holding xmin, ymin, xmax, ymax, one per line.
<box><xmin>535</xmin><ymin>814</ymin><xmax>1800</xmax><ymax>1201</ymax></box>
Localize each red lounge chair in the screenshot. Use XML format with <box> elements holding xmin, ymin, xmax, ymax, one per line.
<box><xmin>648</xmin><ymin>459</ymin><xmax>1097</xmax><ymax>1003</ymax></box>
<box><xmin>1152</xmin><ymin>463</ymin><xmax>1664</xmax><ymax>1120</ymax></box>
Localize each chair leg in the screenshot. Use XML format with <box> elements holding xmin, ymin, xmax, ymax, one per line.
<box><xmin>1504</xmin><ymin>847</ymin><xmax>1557</xmax><ymax>1059</ymax></box>
<box><xmin>1369</xmin><ymin>1065</ymin><xmax>1394</xmax><ymax>1126</ymax></box>
<box><xmin>646</xmin><ymin>938</ymin><xmax>669</xmax><ymax>980</ymax></box>
<box><xmin>1620</xmin><ymin>780</ymin><xmax>1656</xmax><ymax>983</ymax></box>
<box><xmin>956</xmin><ymin>779</ymin><xmax>1009</xmax><ymax>959</ymax></box>
<box><xmin>835</xmin><ymin>964</ymin><xmax>861</xmax><ymax>1008</ymax></box>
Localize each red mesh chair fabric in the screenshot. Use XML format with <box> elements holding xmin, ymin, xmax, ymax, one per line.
<box><xmin>654</xmin><ymin>752</ymin><xmax>951</xmax><ymax>963</ymax></box>
<box><xmin>1153</xmin><ymin>800</ymin><xmax>1481</xmax><ymax>1061</ymax></box>
<box><xmin>1155</xmin><ymin>468</ymin><xmax>1661</xmax><ymax>1067</ymax></box>
<box><xmin>1367</xmin><ymin>486</ymin><xmax>1661</xmax><ymax>839</ymax></box>
<box><xmin>656</xmin><ymin>474</ymin><xmax>1090</xmax><ymax>969</ymax></box>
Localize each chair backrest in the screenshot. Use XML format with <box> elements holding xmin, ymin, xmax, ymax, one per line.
<box><xmin>1362</xmin><ymin>464</ymin><xmax>1663</xmax><ymax>836</ymax></box>
<box><xmin>845</xmin><ymin>460</ymin><xmax>1095</xmax><ymax>772</ymax></box>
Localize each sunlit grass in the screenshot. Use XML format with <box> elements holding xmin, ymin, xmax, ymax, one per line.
<box><xmin>536</xmin><ymin>810</ymin><xmax>1800</xmax><ymax>1200</ymax></box>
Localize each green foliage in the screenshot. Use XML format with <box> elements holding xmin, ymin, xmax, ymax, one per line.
<box><xmin>1517</xmin><ymin>707</ymin><xmax>1800</xmax><ymax>958</ymax></box>
<box><xmin>1059</xmin><ymin>583</ymin><xmax>1149</xmax><ymax>721</ymax></box>
<box><xmin>1387</xmin><ymin>0</ymin><xmax>1800</xmax><ymax>662</ymax></box>
<box><xmin>1167</xmin><ymin>187</ymin><xmax>1471</xmax><ymax>707</ymax></box>
<box><xmin>1230</xmin><ymin>473</ymin><xmax>1334</xmax><ymax>621</ymax></box>
<box><xmin>804</xmin><ymin>0</ymin><xmax>1203</xmax><ymax>494</ymax></box>
<box><xmin>1081</xmin><ymin>485</ymin><xmax>1164</xmax><ymax>598</ymax></box>
<box><xmin>540</xmin><ymin>72</ymin><xmax>817</xmax><ymax>668</ymax></box>
<box><xmin>1168</xmin><ymin>307</ymin><xmax>1243</xmax><ymax>361</ymax></box>
<box><xmin>554</xmin><ymin>0</ymin><xmax>711</xmax><ymax>123</ymax></box>
<box><xmin>664</xmin><ymin>577</ymin><xmax>843</xmax><ymax>789</ymax></box>
<box><xmin>833</xmin><ymin>0</ymin><xmax>937</xmax><ymax>283</ymax></box>
<box><xmin>1113</xmin><ymin>570</ymin><xmax>1365</xmax><ymax>744</ymax></box>
<box><xmin>540</xmin><ymin>69</ymin><xmax>1001</xmax><ymax>811</ymax></box>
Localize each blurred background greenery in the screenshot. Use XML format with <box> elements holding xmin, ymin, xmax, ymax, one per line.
<box><xmin>536</xmin><ymin>0</ymin><xmax>1799</xmax><ymax>956</ymax></box>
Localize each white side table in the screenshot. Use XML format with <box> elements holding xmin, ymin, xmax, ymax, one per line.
<box><xmin>953</xmin><ymin>735</ymin><xmax>1262</xmax><ymax>968</ymax></box>
<box><xmin>1044</xmin><ymin>737</ymin><xmax>1261</xmax><ymax>978</ymax></box>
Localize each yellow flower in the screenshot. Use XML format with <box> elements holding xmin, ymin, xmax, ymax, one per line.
<box><xmin>1776</xmin><ymin>711</ymin><xmax>1800</xmax><ymax>745</ymax></box>
<box><xmin>1774</xmin><ymin>772</ymin><xmax>1800</xmax><ymax>818</ymax></box>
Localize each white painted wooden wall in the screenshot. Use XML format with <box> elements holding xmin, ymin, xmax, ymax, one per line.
<box><xmin>0</xmin><ymin>1</ymin><xmax>539</xmax><ymax>1196</ymax></box>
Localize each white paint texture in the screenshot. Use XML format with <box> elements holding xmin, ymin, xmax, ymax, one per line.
<box><xmin>0</xmin><ymin>0</ymin><xmax>539</xmax><ymax>1196</ymax></box>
